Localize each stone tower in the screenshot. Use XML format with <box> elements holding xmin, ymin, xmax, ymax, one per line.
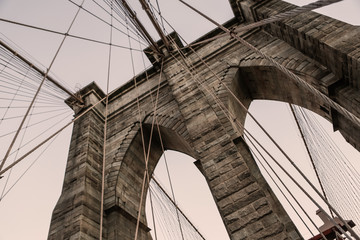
<box><xmin>48</xmin><ymin>0</ymin><xmax>360</xmax><ymax>239</ymax></box>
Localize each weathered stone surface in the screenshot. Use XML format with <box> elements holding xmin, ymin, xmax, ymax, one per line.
<box><xmin>49</xmin><ymin>0</ymin><xmax>359</xmax><ymax>239</ymax></box>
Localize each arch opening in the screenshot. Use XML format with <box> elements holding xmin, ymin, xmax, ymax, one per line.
<box><xmin>109</xmin><ymin>123</ymin><xmax>231</xmax><ymax>239</ymax></box>
<box><xmin>226</xmin><ymin>63</ymin><xmax>360</xmax><ymax>238</ymax></box>
<box><xmin>145</xmin><ymin>150</ymin><xmax>230</xmax><ymax>240</ymax></box>
<box><xmin>243</xmin><ymin>99</ymin><xmax>360</xmax><ymax>238</ymax></box>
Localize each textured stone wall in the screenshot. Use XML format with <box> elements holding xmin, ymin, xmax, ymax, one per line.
<box><xmin>49</xmin><ymin>0</ymin><xmax>360</xmax><ymax>239</ymax></box>
<box><xmin>235</xmin><ymin>0</ymin><xmax>360</xmax><ymax>149</ymax></box>
<box><xmin>48</xmin><ymin>86</ymin><xmax>105</xmax><ymax>239</ymax></box>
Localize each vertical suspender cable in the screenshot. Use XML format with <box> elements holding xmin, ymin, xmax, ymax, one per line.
<box><xmin>155</xmin><ymin>120</ymin><xmax>185</xmax><ymax>240</ymax></box>
<box><xmin>99</xmin><ymin>0</ymin><xmax>114</xmax><ymax>239</ymax></box>
<box><xmin>289</xmin><ymin>103</ymin><xmax>334</xmax><ymax>218</ymax></box>
<box><xmin>125</xmin><ymin>15</ymin><xmax>152</xmax><ymax>240</ymax></box>
<box><xmin>1</xmin><ymin>79</ymin><xmax>33</xmax><ymax>199</ymax></box>
<box><xmin>143</xmin><ymin>59</ymin><xmax>165</xmax><ymax>240</ymax></box>
<box><xmin>152</xmin><ymin>177</ymin><xmax>207</xmax><ymax>240</ymax></box>
<box><xmin>137</xmin><ymin>35</ymin><xmax>159</xmax><ymax>240</ymax></box>
<box><xmin>134</xmin><ymin>59</ymin><xmax>165</xmax><ymax>240</ymax></box>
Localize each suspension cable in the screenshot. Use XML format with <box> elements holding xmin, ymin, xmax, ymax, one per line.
<box><xmin>138</xmin><ymin>0</ymin><xmax>170</xmax><ymax>50</ymax></box>
<box><xmin>154</xmin><ymin>0</ymin><xmax>165</xmax><ymax>31</ymax></box>
<box><xmin>115</xmin><ymin>0</ymin><xmax>161</xmax><ymax>55</ymax></box>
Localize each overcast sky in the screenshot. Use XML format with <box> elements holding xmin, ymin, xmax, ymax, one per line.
<box><xmin>0</xmin><ymin>0</ymin><xmax>359</xmax><ymax>239</ymax></box>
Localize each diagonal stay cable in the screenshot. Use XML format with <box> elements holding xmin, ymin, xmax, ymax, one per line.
<box><xmin>1</xmin><ymin>96</ymin><xmax>37</xmax><ymax>200</ymax></box>
<box><xmin>1</xmin><ymin>108</ymin><xmax>69</xmax><ymax>121</ymax></box>
<box><xmin>133</xmin><ymin>23</ymin><xmax>185</xmax><ymax>238</ymax></box>
<box><xmin>294</xmin><ymin>105</ymin><xmax>360</xmax><ymax>225</ymax></box>
<box><xmin>247</xmin><ymin>139</ymin><xmax>328</xmax><ymax>239</ymax></box>
<box><xmin>0</xmin><ymin>91</ymin><xmax>107</xmax><ymax>177</ymax></box>
<box><xmin>132</xmin><ymin>48</ymin><xmax>166</xmax><ymax>240</ymax></box>
<box><xmin>0</xmin><ymin>0</ymin><xmax>85</xmax><ymax>172</ymax></box>
<box><xmin>250</xmin><ymin>147</ymin><xmax>317</xmax><ymax>237</ymax></box>
<box><xmin>168</xmin><ymin>42</ymin><xmax>324</xmax><ymax>239</ymax></box>
<box><xmin>0</xmin><ymin>89</ymin><xmax>64</xmax><ymax>104</ymax></box>
<box><xmin>154</xmin><ymin>114</ymin><xmax>186</xmax><ymax>240</ymax></box>
<box><xmin>0</xmin><ymin>66</ymin><xmax>30</xmax><ymax>126</ymax></box>
<box><xmin>0</xmin><ymin>109</ymin><xmax>71</xmax><ymax>139</ymax></box>
<box><xmin>140</xmin><ymin>59</ymin><xmax>165</xmax><ymax>240</ymax></box>
<box><xmin>244</xmin><ymin>127</ymin><xmax>352</xmax><ymax>239</ymax></box>
<box><xmin>67</xmin><ymin>0</ymin><xmax>148</xmax><ymax>46</ymax></box>
<box><xmin>0</xmin><ymin>133</ymin><xmax>60</xmax><ymax>202</ymax></box>
<box><xmin>0</xmin><ymin>32</ymin><xmax>76</xmax><ymax>93</ymax></box>
<box><xmin>0</xmin><ymin>72</ymin><xmax>69</xmax><ymax>101</ymax></box>
<box><xmin>0</xmin><ymin>39</ymin><xmax>79</xmax><ymax>102</ymax></box>
<box><xmin>5</xmin><ymin>112</ymin><xmax>72</xmax><ymax>161</ymax></box>
<box><xmin>0</xmin><ymin>18</ymin><xmax>145</xmax><ymax>53</ymax></box>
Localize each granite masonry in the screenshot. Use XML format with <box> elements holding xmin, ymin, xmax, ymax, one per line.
<box><xmin>48</xmin><ymin>0</ymin><xmax>360</xmax><ymax>239</ymax></box>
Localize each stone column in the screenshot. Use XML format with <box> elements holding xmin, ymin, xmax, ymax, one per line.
<box><xmin>48</xmin><ymin>83</ymin><xmax>105</xmax><ymax>239</ymax></box>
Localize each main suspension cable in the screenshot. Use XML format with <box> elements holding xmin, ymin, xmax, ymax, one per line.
<box><xmin>0</xmin><ymin>18</ymin><xmax>145</xmax><ymax>52</ymax></box>
<box><xmin>67</xmin><ymin>0</ymin><xmax>148</xmax><ymax>46</ymax></box>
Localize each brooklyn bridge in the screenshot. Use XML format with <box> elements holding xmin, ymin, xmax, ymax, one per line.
<box><xmin>0</xmin><ymin>0</ymin><xmax>359</xmax><ymax>239</ymax></box>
